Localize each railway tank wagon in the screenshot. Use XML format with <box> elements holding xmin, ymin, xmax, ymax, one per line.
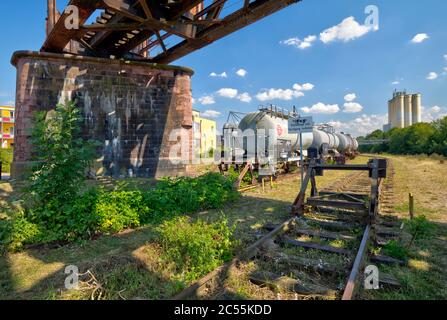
<box><xmin>237</xmin><ymin>110</ymin><xmax>314</xmax><ymax>163</ymax></box>
<box><xmin>222</xmin><ymin>108</ymin><xmax>359</xmax><ymax>170</ymax></box>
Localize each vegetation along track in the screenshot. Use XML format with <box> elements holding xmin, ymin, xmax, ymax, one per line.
<box><xmin>174</xmin><ymin>158</ymin><xmax>405</xmax><ymax>300</ymax></box>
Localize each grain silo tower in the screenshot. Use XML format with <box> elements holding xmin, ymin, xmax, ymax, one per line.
<box><xmin>412</xmin><ymin>94</ymin><xmax>422</xmax><ymax>124</ymax></box>
<box><xmin>385</xmin><ymin>91</ymin><xmax>422</xmax><ymax>131</ymax></box>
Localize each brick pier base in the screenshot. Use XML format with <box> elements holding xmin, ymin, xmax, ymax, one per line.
<box><xmin>11</xmin><ymin>51</ymin><xmax>195</xmax><ymax>179</ymax></box>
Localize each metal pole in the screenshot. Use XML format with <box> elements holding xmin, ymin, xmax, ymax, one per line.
<box><xmin>300</xmin><ymin>130</ymin><xmax>304</xmax><ymax>186</ymax></box>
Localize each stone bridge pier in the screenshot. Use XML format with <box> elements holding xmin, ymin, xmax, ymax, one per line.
<box><xmin>11</xmin><ymin>51</ymin><xmax>195</xmax><ymax>179</ymax></box>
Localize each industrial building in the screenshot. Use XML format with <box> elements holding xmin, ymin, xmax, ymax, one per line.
<box><xmin>193</xmin><ymin>111</ymin><xmax>217</xmax><ymax>160</ymax></box>
<box><xmin>0</xmin><ymin>106</ymin><xmax>15</xmax><ymax>149</ymax></box>
<box><xmin>384</xmin><ymin>91</ymin><xmax>422</xmax><ymax>131</ymax></box>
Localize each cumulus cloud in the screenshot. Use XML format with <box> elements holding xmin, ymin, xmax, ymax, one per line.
<box><xmin>422</xmin><ymin>106</ymin><xmax>447</xmax><ymax>122</ymax></box>
<box><xmin>411</xmin><ymin>33</ymin><xmax>429</xmax><ymax>43</ymax></box>
<box><xmin>236</xmin><ymin>69</ymin><xmax>247</xmax><ymax>77</ymax></box>
<box><xmin>215</xmin><ymin>88</ymin><xmax>252</xmax><ymax>103</ymax></box>
<box><xmin>301</xmin><ymin>83</ymin><xmax>315</xmax><ymax>91</ymax></box>
<box><xmin>280</xmin><ymin>35</ymin><xmax>317</xmax><ymax>50</ymax></box>
<box><xmin>320</xmin><ymin>17</ymin><xmax>374</xmax><ymax>44</ymax></box>
<box><xmin>344</xmin><ymin>93</ymin><xmax>357</xmax><ymax>102</ymax></box>
<box><xmin>256</xmin><ymin>82</ymin><xmax>314</xmax><ymax>102</ymax></box>
<box><xmin>328</xmin><ymin>113</ymin><xmax>388</xmax><ymax>137</ymax></box>
<box><xmin>391</xmin><ymin>81</ymin><xmax>400</xmax><ymax>85</ymax></box>
<box><xmin>199</xmin><ymin>95</ymin><xmax>216</xmax><ymax>105</ymax></box>
<box><xmin>301</xmin><ymin>103</ymin><xmax>340</xmax><ymax>115</ymax></box>
<box><xmin>427</xmin><ymin>72</ymin><xmax>438</xmax><ymax>80</ymax></box>
<box><xmin>430</xmin><ymin>106</ymin><xmax>441</xmax><ymax>113</ymax></box>
<box><xmin>343</xmin><ymin>102</ymin><xmax>364</xmax><ymax>113</ymax></box>
<box><xmin>256</xmin><ymin>89</ymin><xmax>302</xmax><ymax>101</ymax></box>
<box><xmin>237</xmin><ymin>92</ymin><xmax>252</xmax><ymax>103</ymax></box>
<box><xmin>217</xmin><ymin>88</ymin><xmax>239</xmax><ymax>98</ymax></box>
<box><xmin>210</xmin><ymin>72</ymin><xmax>227</xmax><ymax>78</ymax></box>
<box><xmin>201</xmin><ymin>110</ymin><xmax>222</xmax><ymax>118</ymax></box>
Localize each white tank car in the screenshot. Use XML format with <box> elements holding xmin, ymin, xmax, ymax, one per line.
<box><xmin>238</xmin><ymin>111</ymin><xmax>314</xmax><ymax>153</ymax></box>
<box><xmin>236</xmin><ymin>111</ymin><xmax>359</xmax><ymax>161</ymax></box>
<box><xmin>335</xmin><ymin>133</ymin><xmax>358</xmax><ymax>152</ymax></box>
<box><xmin>311</xmin><ymin>129</ymin><xmax>340</xmax><ymax>151</ymax></box>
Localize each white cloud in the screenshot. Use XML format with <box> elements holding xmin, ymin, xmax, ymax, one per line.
<box><xmin>256</xmin><ymin>82</ymin><xmax>313</xmax><ymax>102</ymax></box>
<box><xmin>427</xmin><ymin>72</ymin><xmax>438</xmax><ymax>80</ymax></box>
<box><xmin>430</xmin><ymin>106</ymin><xmax>441</xmax><ymax>113</ymax></box>
<box><xmin>301</xmin><ymin>103</ymin><xmax>340</xmax><ymax>114</ymax></box>
<box><xmin>422</xmin><ymin>106</ymin><xmax>447</xmax><ymax>122</ymax></box>
<box><xmin>411</xmin><ymin>33</ymin><xmax>429</xmax><ymax>44</ymax></box>
<box><xmin>217</xmin><ymin>88</ymin><xmax>239</xmax><ymax>98</ymax></box>
<box><xmin>328</xmin><ymin>113</ymin><xmax>388</xmax><ymax>137</ymax></box>
<box><xmin>199</xmin><ymin>95</ymin><xmax>216</xmax><ymax>105</ymax></box>
<box><xmin>304</xmin><ymin>35</ymin><xmax>317</xmax><ymax>43</ymax></box>
<box><xmin>444</xmin><ymin>54</ymin><xmax>447</xmax><ymax>61</ymax></box>
<box><xmin>391</xmin><ymin>81</ymin><xmax>400</xmax><ymax>85</ymax></box>
<box><xmin>257</xmin><ymin>88</ymin><xmax>303</xmax><ymax>101</ymax></box>
<box><xmin>213</xmin><ymin>88</ymin><xmax>252</xmax><ymax>103</ymax></box>
<box><xmin>320</xmin><ymin>17</ymin><xmax>373</xmax><ymax>44</ymax></box>
<box><xmin>210</xmin><ymin>72</ymin><xmax>227</xmax><ymax>78</ymax></box>
<box><xmin>344</xmin><ymin>93</ymin><xmax>357</xmax><ymax>102</ymax></box>
<box><xmin>343</xmin><ymin>102</ymin><xmax>363</xmax><ymax>113</ymax></box>
<box><xmin>237</xmin><ymin>92</ymin><xmax>252</xmax><ymax>103</ymax></box>
<box><xmin>280</xmin><ymin>34</ymin><xmax>317</xmax><ymax>50</ymax></box>
<box><xmin>236</xmin><ymin>69</ymin><xmax>247</xmax><ymax>77</ymax></box>
<box><xmin>301</xmin><ymin>83</ymin><xmax>315</xmax><ymax>91</ymax></box>
<box><xmin>201</xmin><ymin>110</ymin><xmax>222</xmax><ymax>118</ymax></box>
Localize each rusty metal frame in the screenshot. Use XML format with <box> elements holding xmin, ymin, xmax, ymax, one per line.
<box><xmin>291</xmin><ymin>159</ymin><xmax>387</xmax><ymax>300</ymax></box>
<box><xmin>42</xmin><ymin>0</ymin><xmax>300</xmax><ymax>63</ymax></box>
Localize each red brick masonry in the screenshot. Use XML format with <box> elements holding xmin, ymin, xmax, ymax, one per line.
<box><xmin>11</xmin><ymin>51</ymin><xmax>195</xmax><ymax>179</ymax></box>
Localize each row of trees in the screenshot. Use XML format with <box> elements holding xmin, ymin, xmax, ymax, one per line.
<box><xmin>358</xmin><ymin>116</ymin><xmax>447</xmax><ymax>156</ymax></box>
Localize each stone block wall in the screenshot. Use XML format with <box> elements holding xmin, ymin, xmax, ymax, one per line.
<box><xmin>11</xmin><ymin>51</ymin><xmax>195</xmax><ymax>179</ymax></box>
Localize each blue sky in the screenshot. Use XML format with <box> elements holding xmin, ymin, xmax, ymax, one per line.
<box><xmin>0</xmin><ymin>0</ymin><xmax>446</xmax><ymax>137</ymax></box>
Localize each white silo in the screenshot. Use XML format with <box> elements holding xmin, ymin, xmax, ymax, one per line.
<box><xmin>388</xmin><ymin>100</ymin><xmax>392</xmax><ymax>128</ymax></box>
<box><xmin>397</xmin><ymin>93</ymin><xmax>405</xmax><ymax>128</ymax></box>
<box><xmin>412</xmin><ymin>94</ymin><xmax>422</xmax><ymax>124</ymax></box>
<box><xmin>404</xmin><ymin>94</ymin><xmax>413</xmax><ymax>127</ymax></box>
<box><xmin>391</xmin><ymin>97</ymin><xmax>397</xmax><ymax>128</ymax></box>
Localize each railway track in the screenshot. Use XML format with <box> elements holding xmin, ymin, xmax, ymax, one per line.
<box><xmin>174</xmin><ymin>158</ymin><xmax>403</xmax><ymax>300</ymax></box>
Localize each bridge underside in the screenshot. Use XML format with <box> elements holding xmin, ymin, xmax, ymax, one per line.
<box><xmin>42</xmin><ymin>0</ymin><xmax>299</xmax><ymax>64</ymax></box>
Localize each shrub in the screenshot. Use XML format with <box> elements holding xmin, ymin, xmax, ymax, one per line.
<box><xmin>139</xmin><ymin>173</ymin><xmax>239</xmax><ymax>223</ymax></box>
<box><xmin>0</xmin><ymin>215</ymin><xmax>41</xmax><ymax>252</ymax></box>
<box><xmin>28</xmin><ymin>101</ymin><xmax>98</xmax><ymax>220</ymax></box>
<box><xmin>157</xmin><ymin>216</ymin><xmax>235</xmax><ymax>282</ymax></box>
<box><xmin>383</xmin><ymin>240</ymin><xmax>408</xmax><ymax>260</ymax></box>
<box><xmin>0</xmin><ymin>149</ymin><xmax>13</xmax><ymax>173</ymax></box>
<box><xmin>94</xmin><ymin>190</ymin><xmax>144</xmax><ymax>234</ymax></box>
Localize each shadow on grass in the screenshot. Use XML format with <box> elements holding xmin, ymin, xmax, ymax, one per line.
<box><xmin>0</xmin><ymin>195</ymin><xmax>293</xmax><ymax>300</ymax></box>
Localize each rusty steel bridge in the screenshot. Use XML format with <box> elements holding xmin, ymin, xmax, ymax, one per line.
<box><xmin>43</xmin><ymin>0</ymin><xmax>300</xmax><ymax>64</ymax></box>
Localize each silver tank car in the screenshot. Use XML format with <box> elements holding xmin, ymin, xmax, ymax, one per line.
<box><xmin>236</xmin><ymin>110</ymin><xmax>358</xmax><ymax>160</ymax></box>
<box><xmin>238</xmin><ymin>111</ymin><xmax>314</xmax><ymax>153</ymax></box>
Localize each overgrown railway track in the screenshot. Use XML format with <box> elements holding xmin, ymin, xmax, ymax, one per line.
<box><xmin>174</xmin><ymin>158</ymin><xmax>402</xmax><ymax>300</ymax></box>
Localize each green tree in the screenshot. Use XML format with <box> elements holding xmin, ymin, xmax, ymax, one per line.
<box><xmin>388</xmin><ymin>123</ymin><xmax>436</xmax><ymax>155</ymax></box>
<box><xmin>430</xmin><ymin>117</ymin><xmax>447</xmax><ymax>156</ymax></box>
<box><xmin>28</xmin><ymin>101</ymin><xmax>98</xmax><ymax>216</ymax></box>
